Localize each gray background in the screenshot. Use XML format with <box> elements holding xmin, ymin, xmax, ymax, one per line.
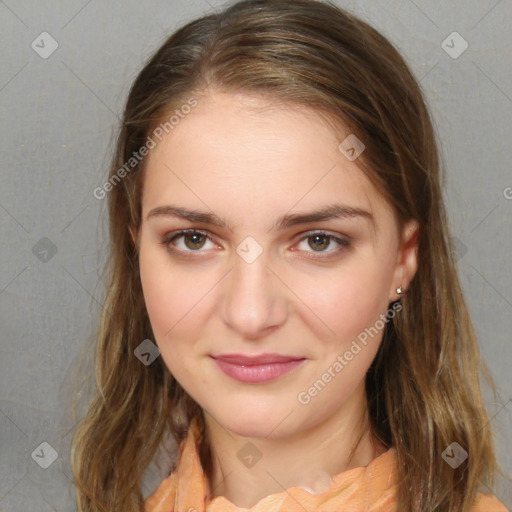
<box><xmin>1</xmin><ymin>0</ymin><xmax>511</xmax><ymax>510</ymax></box>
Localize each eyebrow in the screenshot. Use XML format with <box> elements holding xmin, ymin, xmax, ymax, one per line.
<box><xmin>146</xmin><ymin>203</ymin><xmax>374</xmax><ymax>231</ymax></box>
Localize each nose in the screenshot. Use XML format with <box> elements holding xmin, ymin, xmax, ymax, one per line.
<box><xmin>220</xmin><ymin>248</ymin><xmax>288</xmax><ymax>340</ymax></box>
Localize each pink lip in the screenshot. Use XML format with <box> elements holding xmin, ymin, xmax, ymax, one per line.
<box><xmin>211</xmin><ymin>353</ymin><xmax>306</xmax><ymax>383</ymax></box>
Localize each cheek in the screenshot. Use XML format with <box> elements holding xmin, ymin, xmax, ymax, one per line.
<box><xmin>139</xmin><ymin>247</ymin><xmax>209</xmax><ymax>387</ymax></box>
<box><xmin>292</xmin><ymin>255</ymin><xmax>393</xmax><ymax>347</ymax></box>
<box><xmin>139</xmin><ymin>243</ymin><xmax>207</xmax><ymax>344</ymax></box>
<box><xmin>139</xmin><ymin>251</ymin><xmax>174</xmax><ymax>338</ymax></box>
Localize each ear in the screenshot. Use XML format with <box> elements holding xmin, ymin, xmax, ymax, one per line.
<box><xmin>389</xmin><ymin>219</ymin><xmax>420</xmax><ymax>302</ymax></box>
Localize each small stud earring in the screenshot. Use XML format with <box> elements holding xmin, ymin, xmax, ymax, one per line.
<box><xmin>396</xmin><ymin>285</ymin><xmax>404</xmax><ymax>295</ymax></box>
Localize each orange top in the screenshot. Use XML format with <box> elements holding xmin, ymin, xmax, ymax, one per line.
<box><xmin>144</xmin><ymin>417</ymin><xmax>509</xmax><ymax>512</ymax></box>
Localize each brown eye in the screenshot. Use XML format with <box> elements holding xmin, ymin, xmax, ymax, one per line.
<box><xmin>161</xmin><ymin>229</ymin><xmax>217</xmax><ymax>255</ymax></box>
<box><xmin>183</xmin><ymin>232</ymin><xmax>207</xmax><ymax>250</ymax></box>
<box><xmin>295</xmin><ymin>231</ymin><xmax>351</xmax><ymax>257</ymax></box>
<box><xmin>308</xmin><ymin>234</ymin><xmax>330</xmax><ymax>251</ymax></box>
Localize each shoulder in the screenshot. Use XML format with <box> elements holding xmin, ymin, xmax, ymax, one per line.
<box><xmin>470</xmin><ymin>491</ymin><xmax>509</xmax><ymax>512</ymax></box>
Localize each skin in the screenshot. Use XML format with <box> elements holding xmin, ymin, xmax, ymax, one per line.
<box><xmin>132</xmin><ymin>91</ymin><xmax>419</xmax><ymax>509</ymax></box>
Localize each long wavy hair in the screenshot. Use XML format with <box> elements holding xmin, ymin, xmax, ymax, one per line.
<box><xmin>70</xmin><ymin>0</ymin><xmax>501</xmax><ymax>510</ymax></box>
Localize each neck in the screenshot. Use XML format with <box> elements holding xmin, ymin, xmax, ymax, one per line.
<box><xmin>202</xmin><ymin>383</ymin><xmax>387</xmax><ymax>509</ymax></box>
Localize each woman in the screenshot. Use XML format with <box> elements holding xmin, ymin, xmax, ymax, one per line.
<box><xmin>71</xmin><ymin>1</ymin><xmax>509</xmax><ymax>510</ymax></box>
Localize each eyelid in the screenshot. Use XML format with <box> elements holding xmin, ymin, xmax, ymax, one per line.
<box><xmin>161</xmin><ymin>228</ymin><xmax>219</xmax><ymax>250</ymax></box>
<box><xmin>292</xmin><ymin>229</ymin><xmax>352</xmax><ymax>256</ymax></box>
<box><xmin>294</xmin><ymin>229</ymin><xmax>352</xmax><ymax>243</ymax></box>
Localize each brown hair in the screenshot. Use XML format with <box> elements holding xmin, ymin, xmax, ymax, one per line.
<box><xmin>70</xmin><ymin>1</ymin><xmax>501</xmax><ymax>510</ymax></box>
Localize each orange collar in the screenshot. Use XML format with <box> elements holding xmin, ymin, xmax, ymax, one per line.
<box><xmin>145</xmin><ymin>416</ymin><xmax>398</xmax><ymax>511</ymax></box>
<box><xmin>145</xmin><ymin>417</ymin><xmax>509</xmax><ymax>511</ymax></box>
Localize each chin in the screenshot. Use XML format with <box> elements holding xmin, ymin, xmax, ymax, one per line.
<box><xmin>208</xmin><ymin>404</ymin><xmax>294</xmax><ymax>439</ymax></box>
<box><xmin>231</xmin><ymin>425</ymin><xmax>266</xmax><ymax>439</ymax></box>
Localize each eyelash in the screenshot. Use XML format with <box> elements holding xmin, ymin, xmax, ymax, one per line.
<box><xmin>159</xmin><ymin>229</ymin><xmax>351</xmax><ymax>259</ymax></box>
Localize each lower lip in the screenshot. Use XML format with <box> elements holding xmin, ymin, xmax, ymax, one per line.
<box><xmin>212</xmin><ymin>358</ymin><xmax>306</xmax><ymax>383</ymax></box>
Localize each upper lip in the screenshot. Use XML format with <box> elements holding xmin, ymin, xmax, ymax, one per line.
<box><xmin>211</xmin><ymin>353</ymin><xmax>305</xmax><ymax>365</ymax></box>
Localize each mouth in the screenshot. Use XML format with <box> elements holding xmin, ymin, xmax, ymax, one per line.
<box><xmin>210</xmin><ymin>353</ymin><xmax>307</xmax><ymax>383</ymax></box>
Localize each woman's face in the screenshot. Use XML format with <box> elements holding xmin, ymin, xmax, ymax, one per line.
<box><xmin>135</xmin><ymin>91</ymin><xmax>418</xmax><ymax>439</ymax></box>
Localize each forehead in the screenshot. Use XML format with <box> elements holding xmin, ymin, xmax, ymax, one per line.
<box><xmin>141</xmin><ymin>92</ymin><xmax>393</xmax><ymax>234</ymax></box>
